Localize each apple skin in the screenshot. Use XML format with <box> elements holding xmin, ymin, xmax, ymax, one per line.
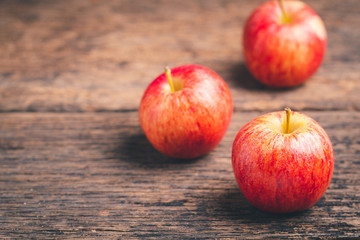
<box><xmin>139</xmin><ymin>64</ymin><xmax>233</xmax><ymax>159</ymax></box>
<box><xmin>232</xmin><ymin>110</ymin><xmax>334</xmax><ymax>213</ymax></box>
<box><xmin>243</xmin><ymin>0</ymin><xmax>327</xmax><ymax>87</ymax></box>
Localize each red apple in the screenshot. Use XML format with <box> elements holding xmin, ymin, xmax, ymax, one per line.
<box><xmin>139</xmin><ymin>64</ymin><xmax>233</xmax><ymax>159</ymax></box>
<box><xmin>232</xmin><ymin>108</ymin><xmax>334</xmax><ymax>213</ymax></box>
<box><xmin>243</xmin><ymin>0</ymin><xmax>327</xmax><ymax>87</ymax></box>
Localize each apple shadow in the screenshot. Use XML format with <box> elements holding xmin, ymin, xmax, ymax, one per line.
<box><xmin>226</xmin><ymin>62</ymin><xmax>266</xmax><ymax>90</ymax></box>
<box><xmin>113</xmin><ymin>131</ymin><xmax>205</xmax><ymax>169</ymax></box>
<box><xmin>225</xmin><ymin>62</ymin><xmax>304</xmax><ymax>92</ymax></box>
<box><xmin>199</xmin><ymin>187</ymin><xmax>310</xmax><ymax>224</ymax></box>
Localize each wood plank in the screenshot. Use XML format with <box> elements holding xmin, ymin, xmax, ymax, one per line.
<box><xmin>0</xmin><ymin>0</ymin><xmax>360</xmax><ymax>112</ymax></box>
<box><xmin>0</xmin><ymin>111</ymin><xmax>359</xmax><ymax>238</ymax></box>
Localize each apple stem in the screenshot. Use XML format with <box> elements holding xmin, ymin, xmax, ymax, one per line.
<box><xmin>285</xmin><ymin>107</ymin><xmax>292</xmax><ymax>134</ymax></box>
<box><xmin>165</xmin><ymin>66</ymin><xmax>175</xmax><ymax>92</ymax></box>
<box><xmin>279</xmin><ymin>0</ymin><xmax>291</xmax><ymax>23</ymax></box>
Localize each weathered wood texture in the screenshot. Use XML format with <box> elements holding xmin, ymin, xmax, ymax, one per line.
<box><xmin>0</xmin><ymin>0</ymin><xmax>360</xmax><ymax>112</ymax></box>
<box><xmin>0</xmin><ymin>112</ymin><xmax>359</xmax><ymax>238</ymax></box>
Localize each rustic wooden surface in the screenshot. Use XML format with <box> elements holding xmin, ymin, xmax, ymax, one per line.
<box><xmin>0</xmin><ymin>0</ymin><xmax>359</xmax><ymax>238</ymax></box>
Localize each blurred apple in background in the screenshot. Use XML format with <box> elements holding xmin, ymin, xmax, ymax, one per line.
<box><xmin>243</xmin><ymin>0</ymin><xmax>327</xmax><ymax>87</ymax></box>
<box><xmin>139</xmin><ymin>64</ymin><xmax>233</xmax><ymax>159</ymax></box>
<box><xmin>232</xmin><ymin>108</ymin><xmax>334</xmax><ymax>213</ymax></box>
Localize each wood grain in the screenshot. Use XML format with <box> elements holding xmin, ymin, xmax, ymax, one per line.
<box><xmin>0</xmin><ymin>0</ymin><xmax>359</xmax><ymax>112</ymax></box>
<box><xmin>0</xmin><ymin>111</ymin><xmax>359</xmax><ymax>238</ymax></box>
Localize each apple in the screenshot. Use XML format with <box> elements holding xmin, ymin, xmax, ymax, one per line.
<box><xmin>232</xmin><ymin>108</ymin><xmax>334</xmax><ymax>213</ymax></box>
<box><xmin>243</xmin><ymin>0</ymin><xmax>327</xmax><ymax>87</ymax></box>
<box><xmin>139</xmin><ymin>64</ymin><xmax>233</xmax><ymax>159</ymax></box>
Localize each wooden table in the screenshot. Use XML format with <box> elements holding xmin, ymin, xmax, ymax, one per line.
<box><xmin>1</xmin><ymin>0</ymin><xmax>359</xmax><ymax>238</ymax></box>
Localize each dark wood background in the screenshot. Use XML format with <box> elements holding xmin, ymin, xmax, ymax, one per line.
<box><xmin>0</xmin><ymin>0</ymin><xmax>359</xmax><ymax>238</ymax></box>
